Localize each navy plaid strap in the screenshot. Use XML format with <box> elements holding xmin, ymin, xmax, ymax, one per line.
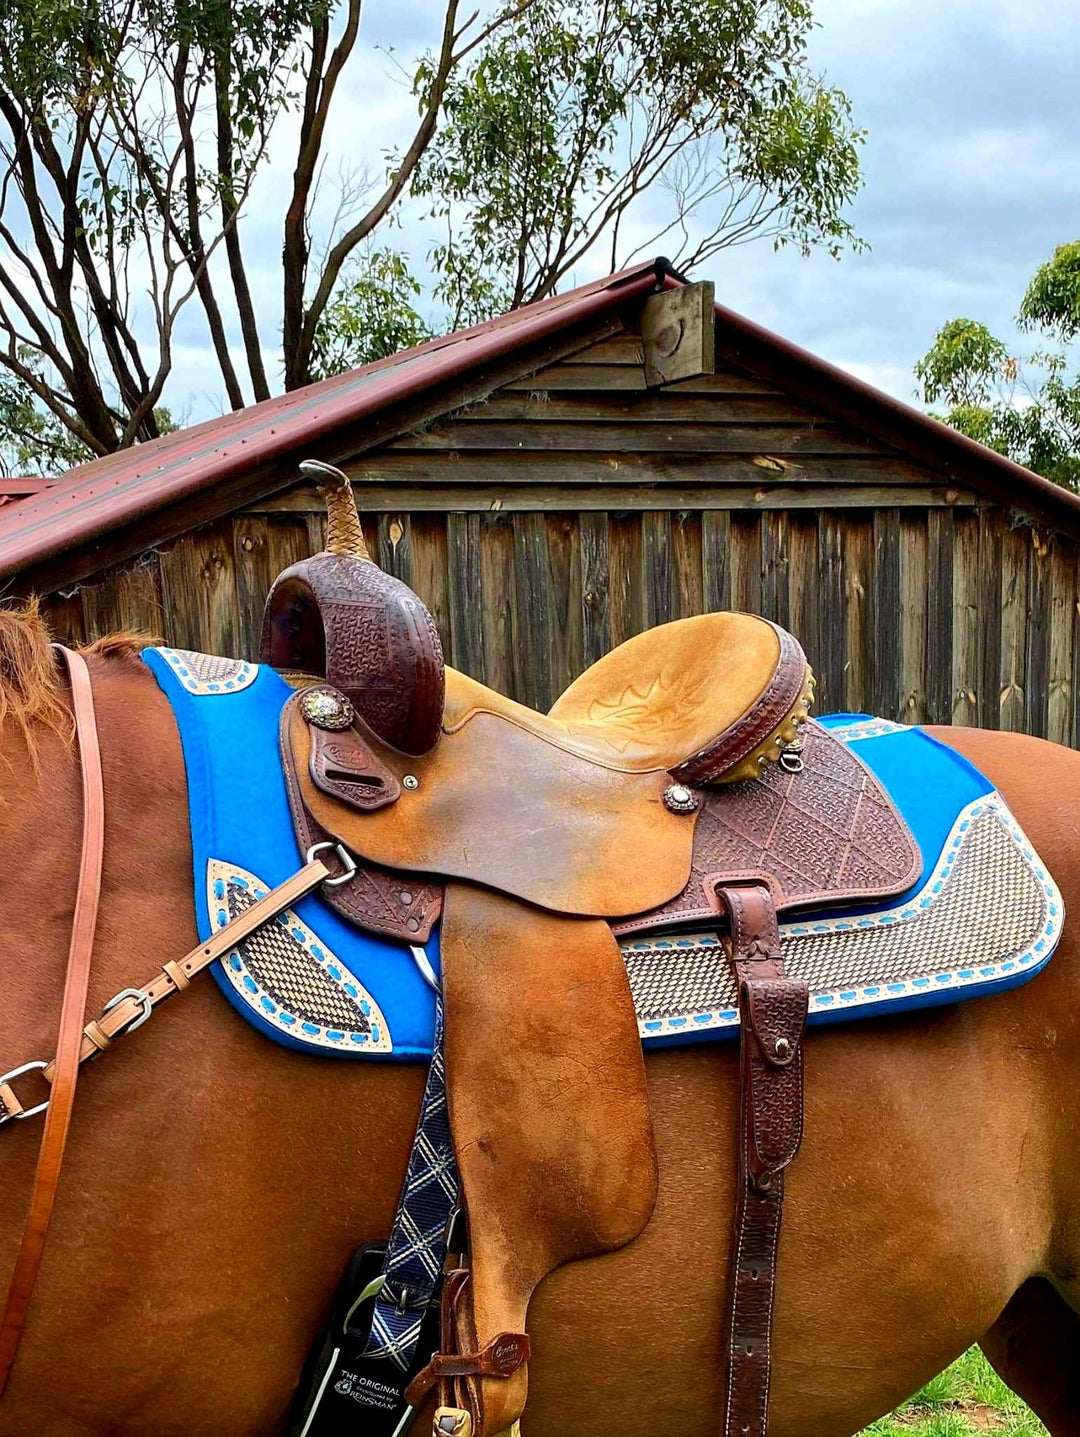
<box><xmin>363</xmin><ymin>991</ymin><xmax>458</xmax><ymax>1371</ymax></box>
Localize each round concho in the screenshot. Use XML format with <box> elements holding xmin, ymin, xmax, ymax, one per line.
<box><xmin>663</xmin><ymin>782</ymin><xmax>700</xmax><ymax>815</ymax></box>
<box><xmin>301</xmin><ymin>686</ymin><xmax>355</xmax><ymax>731</ymax></box>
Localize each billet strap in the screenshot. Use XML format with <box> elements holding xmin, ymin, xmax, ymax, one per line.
<box><xmin>713</xmin><ymin>882</ymin><xmax>809</xmax><ymax>1437</ymax></box>
<box><xmin>0</xmin><ymin>647</ymin><xmax>105</xmax><ymax>1395</ymax></box>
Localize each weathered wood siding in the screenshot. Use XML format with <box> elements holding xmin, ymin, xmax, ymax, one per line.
<box><xmin>40</xmin><ymin>329</ymin><xmax>1080</xmax><ymax>744</ymax></box>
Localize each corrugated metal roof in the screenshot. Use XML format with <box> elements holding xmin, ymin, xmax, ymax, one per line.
<box><xmin>0</xmin><ymin>263</ymin><xmax>663</xmax><ymax>581</ymax></box>
<box><xmin>1</xmin><ymin>254</ymin><xmax>1078</xmax><ymax>583</ymax></box>
<box><xmin>0</xmin><ymin>478</ymin><xmax>53</xmax><ymax>510</ymax></box>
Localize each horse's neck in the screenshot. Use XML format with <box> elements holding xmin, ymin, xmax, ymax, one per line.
<box><xmin>0</xmin><ymin>650</ymin><xmax>422</xmax><ymax>1431</ymax></box>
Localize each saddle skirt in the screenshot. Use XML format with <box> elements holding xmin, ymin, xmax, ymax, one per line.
<box><xmin>144</xmin><ymin>648</ymin><xmax>1064</xmax><ymax>1061</ymax></box>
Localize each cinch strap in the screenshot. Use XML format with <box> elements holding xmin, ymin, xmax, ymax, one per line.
<box><xmin>364</xmin><ymin>992</ymin><xmax>458</xmax><ymax>1372</ymax></box>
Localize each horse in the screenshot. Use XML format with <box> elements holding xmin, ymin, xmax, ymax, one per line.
<box><xmin>0</xmin><ymin>600</ymin><xmax>1078</xmax><ymax>1437</ymax></box>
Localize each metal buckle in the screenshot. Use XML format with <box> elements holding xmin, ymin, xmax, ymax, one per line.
<box><xmin>0</xmin><ymin>1060</ymin><xmax>50</xmax><ymax>1121</ymax></box>
<box><xmin>305</xmin><ymin>840</ymin><xmax>358</xmax><ymax>888</ymax></box>
<box><xmin>102</xmin><ymin>987</ymin><xmax>153</xmax><ymax>1039</ymax></box>
<box><xmin>779</xmin><ymin>744</ymin><xmax>805</xmax><ymax>774</ymax></box>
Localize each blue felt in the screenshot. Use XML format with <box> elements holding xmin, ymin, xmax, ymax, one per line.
<box><xmin>815</xmin><ymin>714</ymin><xmax>992</xmax><ymax>908</ymax></box>
<box><xmin>145</xmin><ymin>650</ymin><xmax>1054</xmax><ymax>1064</ymax></box>
<box><xmin>143</xmin><ymin>649</ymin><xmax>439</xmax><ymax>1061</ymax></box>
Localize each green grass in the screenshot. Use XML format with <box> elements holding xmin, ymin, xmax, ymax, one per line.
<box><xmin>858</xmin><ymin>1347</ymin><xmax>1047</xmax><ymax>1436</ymax></box>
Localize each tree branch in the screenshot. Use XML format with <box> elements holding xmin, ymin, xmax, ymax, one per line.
<box><xmin>288</xmin><ymin>0</ymin><xmax>461</xmax><ymax>388</ymax></box>
<box><xmin>214</xmin><ymin>39</ymin><xmax>270</xmax><ymax>401</ymax></box>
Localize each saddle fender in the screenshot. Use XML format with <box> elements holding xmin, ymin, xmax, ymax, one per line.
<box><xmin>439</xmin><ymin>884</ymin><xmax>658</xmax><ymax>1437</ymax></box>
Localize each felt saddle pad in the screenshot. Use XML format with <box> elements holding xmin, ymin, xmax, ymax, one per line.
<box><xmin>144</xmin><ymin>649</ymin><xmax>1064</xmax><ymax>1062</ymax></box>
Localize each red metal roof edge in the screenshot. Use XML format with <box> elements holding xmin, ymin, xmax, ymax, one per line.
<box><xmin>654</xmin><ymin>271</ymin><xmax>1080</xmax><ymax>527</ymax></box>
<box><xmin>0</xmin><ymin>261</ymin><xmax>663</xmax><ymax>581</ymax></box>
<box><xmin>0</xmin><ymin>477</ymin><xmax>52</xmax><ymax>494</ymax></box>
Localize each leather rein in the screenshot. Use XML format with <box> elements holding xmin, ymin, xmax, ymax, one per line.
<box><xmin>0</xmin><ymin>647</ymin><xmax>103</xmax><ymax>1394</ymax></box>
<box><xmin>0</xmin><ymin>647</ymin><xmax>353</xmax><ymax>1397</ymax></box>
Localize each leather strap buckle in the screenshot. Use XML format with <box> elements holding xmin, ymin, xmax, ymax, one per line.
<box><xmin>304</xmin><ymin>840</ymin><xmax>358</xmax><ymax>888</ymax></box>
<box><xmin>101</xmin><ymin>987</ymin><xmax>154</xmax><ymax>1040</ymax></box>
<box><xmin>0</xmin><ymin>1062</ymin><xmax>49</xmax><ymax>1124</ymax></box>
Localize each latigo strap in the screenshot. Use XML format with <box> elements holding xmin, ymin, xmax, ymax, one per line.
<box><xmin>713</xmin><ymin>882</ymin><xmax>809</xmax><ymax>1437</ymax></box>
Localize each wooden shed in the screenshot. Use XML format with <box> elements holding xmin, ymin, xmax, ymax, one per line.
<box><xmin>2</xmin><ymin>257</ymin><xmax>1078</xmax><ymax>741</ymax></box>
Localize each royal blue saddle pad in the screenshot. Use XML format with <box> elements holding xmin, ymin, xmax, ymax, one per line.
<box><xmin>145</xmin><ymin>648</ymin><xmax>1064</xmax><ymax>1062</ymax></box>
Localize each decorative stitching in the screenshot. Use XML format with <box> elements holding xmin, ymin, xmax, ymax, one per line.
<box><xmin>155</xmin><ymin>646</ymin><xmax>257</xmax><ymax>696</ymax></box>
<box><xmin>207</xmin><ymin>859</ymin><xmax>393</xmax><ymax>1053</ymax></box>
<box><xmin>626</xmin><ymin>791</ymin><xmax>1063</xmax><ymax>1038</ymax></box>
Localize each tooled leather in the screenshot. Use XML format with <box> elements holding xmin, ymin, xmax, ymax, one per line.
<box><xmin>279</xmin><ymin>698</ymin><xmax>443</xmax><ymax>942</ymax></box>
<box><xmin>309</xmin><ymin>723</ymin><xmax>401</xmax><ymax>810</ymax></box>
<box><xmin>744</xmin><ymin>982</ymin><xmax>808</xmax><ymax>1173</ymax></box>
<box><xmin>614</xmin><ymin>719</ymin><xmax>921</xmax><ymax>936</ymax></box>
<box><xmin>670</xmin><ymin>626</ymin><xmax>807</xmax><ymax>786</ymax></box>
<box><xmin>261</xmin><ymin>552</ymin><xmax>445</xmax><ymax>756</ymax></box>
<box><xmin>726</xmin><ymin>1173</ymin><xmax>783</xmax><ymax>1437</ymax></box>
<box><xmin>716</xmin><ymin>882</ymin><xmax>807</xmax><ymax>1437</ymax></box>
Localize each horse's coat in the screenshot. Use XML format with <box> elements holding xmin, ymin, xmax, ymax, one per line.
<box><xmin>0</xmin><ymin>628</ymin><xmax>1078</xmax><ymax>1435</ymax></box>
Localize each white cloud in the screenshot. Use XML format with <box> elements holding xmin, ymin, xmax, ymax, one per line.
<box><xmin>148</xmin><ymin>0</ymin><xmax>1080</xmax><ymax>420</ymax></box>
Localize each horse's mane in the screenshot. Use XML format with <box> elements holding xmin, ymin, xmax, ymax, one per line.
<box><xmin>0</xmin><ymin>598</ymin><xmax>154</xmax><ymax>754</ymax></box>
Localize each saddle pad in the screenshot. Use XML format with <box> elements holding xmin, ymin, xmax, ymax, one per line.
<box><xmin>626</xmin><ymin>714</ymin><xmax>1064</xmax><ymax>1043</ymax></box>
<box><xmin>144</xmin><ymin>646</ymin><xmax>440</xmax><ymax>1061</ymax></box>
<box><xmin>145</xmin><ymin>650</ymin><xmax>1064</xmax><ymax>1061</ymax></box>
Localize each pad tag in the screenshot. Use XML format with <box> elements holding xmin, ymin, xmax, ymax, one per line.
<box><xmin>289</xmin><ymin>1244</ymin><xmax>441</xmax><ymax>1437</ymax></box>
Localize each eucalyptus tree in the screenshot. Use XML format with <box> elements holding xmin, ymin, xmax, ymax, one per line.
<box><xmin>916</xmin><ymin>242</ymin><xmax>1080</xmax><ymax>490</ymax></box>
<box><xmin>0</xmin><ymin>0</ymin><xmax>864</xmax><ymax>473</ymax></box>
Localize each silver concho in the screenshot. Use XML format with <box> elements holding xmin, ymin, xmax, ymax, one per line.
<box><xmin>663</xmin><ymin>782</ymin><xmax>700</xmax><ymax>815</ymax></box>
<box><xmin>301</xmin><ymin>687</ymin><xmax>355</xmax><ymax>731</ymax></box>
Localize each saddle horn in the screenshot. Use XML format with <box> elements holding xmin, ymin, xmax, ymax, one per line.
<box><xmin>259</xmin><ymin>459</ymin><xmax>445</xmax><ymax>756</ymax></box>
<box><xmin>298</xmin><ymin>460</ymin><xmax>372</xmax><ymax>561</ymax></box>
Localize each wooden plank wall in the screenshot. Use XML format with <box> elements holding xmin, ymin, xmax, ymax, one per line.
<box><xmin>38</xmin><ymin>330</ymin><xmax>1080</xmax><ymax>745</ymax></box>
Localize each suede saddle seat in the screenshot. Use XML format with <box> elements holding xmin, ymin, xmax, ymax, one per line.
<box><xmin>459</xmin><ymin>611</ymin><xmax>812</xmax><ymax>784</ymax></box>
<box><xmin>283</xmin><ymin>611</ymin><xmax>815</xmax><ymax>921</ymax></box>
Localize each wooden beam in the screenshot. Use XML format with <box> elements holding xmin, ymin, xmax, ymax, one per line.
<box><xmin>641</xmin><ymin>281</ymin><xmax>715</xmax><ymax>387</ymax></box>
<box><xmin>386</xmin><ymin>421</ymin><xmax>886</xmax><ymax>456</ymax></box>
<box><xmin>251</xmin><ymin>482</ymin><xmax>981</xmax><ymax>514</ymax></box>
<box><xmin>448</xmin><ymin>393</ymin><xmax>820</xmax><ymax>424</ymax></box>
<box><xmin>339</xmin><ymin>451</ymin><xmax>959</xmax><ymax>488</ymax></box>
<box><xmin>502</xmin><ymin>365</ymin><xmax>775</xmax><ymax>394</ymax></box>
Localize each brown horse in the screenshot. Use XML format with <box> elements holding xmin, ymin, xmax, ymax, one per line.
<box><xmin>0</xmin><ymin>603</ymin><xmax>1078</xmax><ymax>1437</ymax></box>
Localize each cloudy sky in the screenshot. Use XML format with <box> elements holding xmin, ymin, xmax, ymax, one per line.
<box><xmin>166</xmin><ymin>0</ymin><xmax>1080</xmax><ymax>424</ymax></box>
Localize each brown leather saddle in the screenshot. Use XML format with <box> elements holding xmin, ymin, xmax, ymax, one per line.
<box><xmin>263</xmin><ymin>464</ymin><xmax>919</xmax><ymax>1437</ymax></box>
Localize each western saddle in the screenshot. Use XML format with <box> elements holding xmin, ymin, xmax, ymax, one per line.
<box><xmin>263</xmin><ymin>464</ymin><xmax>919</xmax><ymax>1437</ymax></box>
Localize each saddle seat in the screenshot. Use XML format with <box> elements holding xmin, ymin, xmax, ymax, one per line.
<box><xmin>438</xmin><ymin>612</ymin><xmax>812</xmax><ymax>783</ymax></box>
<box><xmin>286</xmin><ymin>612</ymin><xmax>813</xmax><ymax>921</ymax></box>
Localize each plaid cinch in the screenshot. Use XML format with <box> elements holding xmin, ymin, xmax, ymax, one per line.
<box><xmin>364</xmin><ymin>994</ymin><xmax>458</xmax><ymax>1371</ymax></box>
